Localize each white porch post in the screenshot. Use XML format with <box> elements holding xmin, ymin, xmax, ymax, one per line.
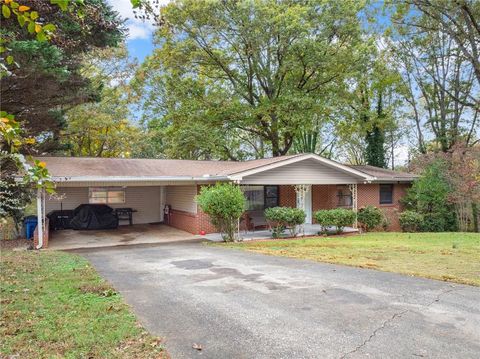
<box><xmin>294</xmin><ymin>184</ymin><xmax>311</xmax><ymax>236</ymax></box>
<box><xmin>348</xmin><ymin>183</ymin><xmax>358</xmax><ymax>229</ymax></box>
<box><xmin>36</xmin><ymin>187</ymin><xmax>45</xmax><ymax>249</ymax></box>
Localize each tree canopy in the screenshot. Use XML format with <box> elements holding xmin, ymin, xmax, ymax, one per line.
<box><xmin>134</xmin><ymin>0</ymin><xmax>371</xmax><ymax>159</ymax></box>
<box><xmin>1</xmin><ymin>0</ymin><xmax>126</xmax><ymax>153</ymax></box>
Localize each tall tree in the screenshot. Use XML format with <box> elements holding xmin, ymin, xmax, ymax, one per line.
<box><xmin>336</xmin><ymin>47</ymin><xmax>402</xmax><ymax>167</ymax></box>
<box><xmin>61</xmin><ymin>46</ymin><xmax>141</xmax><ymax>158</ymax></box>
<box><xmin>390</xmin><ymin>11</ymin><xmax>478</xmax><ymax>152</ymax></box>
<box><xmin>1</xmin><ymin>0</ymin><xmax>125</xmax><ymax>153</ymax></box>
<box><xmin>400</xmin><ymin>0</ymin><xmax>480</xmax><ymax>106</ymax></box>
<box><xmin>135</xmin><ymin>0</ymin><xmax>369</xmax><ymax>158</ymax></box>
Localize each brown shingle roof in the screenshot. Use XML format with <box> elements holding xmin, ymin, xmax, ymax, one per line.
<box><xmin>34</xmin><ymin>154</ymin><xmax>303</xmax><ymax>178</ymax></box>
<box><xmin>347</xmin><ymin>165</ymin><xmax>418</xmax><ymax>181</ymax></box>
<box><xmin>34</xmin><ymin>155</ymin><xmax>417</xmax><ymax>182</ymax></box>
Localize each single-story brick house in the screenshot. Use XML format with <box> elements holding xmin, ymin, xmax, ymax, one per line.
<box><xmin>33</xmin><ymin>153</ymin><xmax>417</xmax><ymax>248</ymax></box>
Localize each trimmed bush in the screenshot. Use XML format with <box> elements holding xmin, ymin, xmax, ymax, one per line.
<box><xmin>196</xmin><ymin>183</ymin><xmax>245</xmax><ymax>242</ymax></box>
<box><xmin>399</xmin><ymin>210</ymin><xmax>424</xmax><ymax>232</ymax></box>
<box><xmin>314</xmin><ymin>209</ymin><xmax>356</xmax><ymax>234</ymax></box>
<box><xmin>264</xmin><ymin>206</ymin><xmax>306</xmax><ymax>238</ymax></box>
<box><xmin>357</xmin><ymin>206</ymin><xmax>383</xmax><ymax>232</ymax></box>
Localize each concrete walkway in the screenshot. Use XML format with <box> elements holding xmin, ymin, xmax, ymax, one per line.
<box><xmin>204</xmin><ymin>224</ymin><xmax>358</xmax><ymax>242</ymax></box>
<box><xmin>80</xmin><ymin>242</ymin><xmax>480</xmax><ymax>359</ymax></box>
<box><xmin>48</xmin><ymin>224</ymin><xmax>198</xmax><ymax>250</ymax></box>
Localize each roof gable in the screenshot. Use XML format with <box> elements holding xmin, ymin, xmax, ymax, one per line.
<box><xmin>237</xmin><ymin>158</ymin><xmax>370</xmax><ymax>185</ymax></box>
<box><xmin>229</xmin><ymin>154</ymin><xmax>374</xmax><ymax>181</ymax></box>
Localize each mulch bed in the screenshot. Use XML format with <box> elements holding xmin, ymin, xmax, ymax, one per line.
<box><xmin>0</xmin><ymin>238</ymin><xmax>32</xmax><ymax>251</ymax></box>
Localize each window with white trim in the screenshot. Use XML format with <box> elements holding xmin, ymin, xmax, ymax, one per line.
<box><xmin>379</xmin><ymin>184</ymin><xmax>394</xmax><ymax>204</ymax></box>
<box><xmin>89</xmin><ymin>187</ymin><xmax>125</xmax><ymax>204</ymax></box>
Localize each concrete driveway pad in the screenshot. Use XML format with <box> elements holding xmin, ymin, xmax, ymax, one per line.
<box><xmin>79</xmin><ymin>243</ymin><xmax>480</xmax><ymax>359</ymax></box>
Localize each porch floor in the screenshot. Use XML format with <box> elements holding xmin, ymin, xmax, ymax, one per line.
<box><xmin>204</xmin><ymin>224</ymin><xmax>358</xmax><ymax>242</ymax></box>
<box><xmin>47</xmin><ymin>224</ymin><xmax>199</xmax><ymax>250</ymax></box>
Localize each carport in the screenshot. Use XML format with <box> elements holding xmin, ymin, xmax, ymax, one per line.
<box><xmin>48</xmin><ymin>223</ymin><xmax>198</xmax><ymax>250</ymax></box>
<box><xmin>33</xmin><ymin>156</ymin><xmax>226</xmax><ymax>249</ymax></box>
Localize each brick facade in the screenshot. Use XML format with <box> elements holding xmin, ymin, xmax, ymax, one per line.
<box><xmin>269</xmin><ymin>184</ymin><xmax>408</xmax><ymax>231</ymax></box>
<box><xmin>357</xmin><ymin>183</ymin><xmax>409</xmax><ymax>231</ymax></box>
<box><xmin>167</xmin><ymin>183</ymin><xmax>410</xmax><ymax>234</ymax></box>
<box><xmin>167</xmin><ymin>185</ymin><xmax>223</xmax><ymax>235</ymax></box>
<box><xmin>166</xmin><ymin>209</ymin><xmax>198</xmax><ymax>233</ymax></box>
<box><xmin>279</xmin><ymin>185</ymin><xmax>296</xmax><ymax>207</ymax></box>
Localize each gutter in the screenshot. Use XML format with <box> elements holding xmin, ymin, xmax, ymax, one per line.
<box><xmin>370</xmin><ymin>177</ymin><xmax>419</xmax><ymax>183</ymax></box>
<box><xmin>52</xmin><ymin>175</ymin><xmax>231</xmax><ymax>183</ymax></box>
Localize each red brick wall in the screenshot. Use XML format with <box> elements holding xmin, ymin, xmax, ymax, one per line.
<box><xmin>279</xmin><ymin>185</ymin><xmax>296</xmax><ymax>207</ymax></box>
<box><xmin>357</xmin><ymin>183</ymin><xmax>409</xmax><ymax>231</ymax></box>
<box><xmin>167</xmin><ymin>185</ymin><xmax>219</xmax><ymax>235</ymax></box>
<box><xmin>168</xmin><ymin>183</ymin><xmax>411</xmax><ymax>234</ymax></box>
<box><xmin>277</xmin><ymin>184</ymin><xmax>410</xmax><ymax>231</ymax></box>
<box><xmin>167</xmin><ymin>209</ymin><xmax>199</xmax><ymax>233</ymax></box>
<box><xmin>196</xmin><ymin>209</ymin><xmax>217</xmax><ymax>234</ymax></box>
<box><xmin>312</xmin><ymin>185</ymin><xmax>338</xmax><ymax>212</ymax></box>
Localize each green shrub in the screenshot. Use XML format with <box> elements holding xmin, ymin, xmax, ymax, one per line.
<box><xmin>421</xmin><ymin>212</ymin><xmax>457</xmax><ymax>232</ymax></box>
<box><xmin>401</xmin><ymin>160</ymin><xmax>457</xmax><ymax>231</ymax></box>
<box><xmin>357</xmin><ymin>206</ymin><xmax>383</xmax><ymax>231</ymax></box>
<box><xmin>196</xmin><ymin>183</ymin><xmax>245</xmax><ymax>242</ymax></box>
<box><xmin>264</xmin><ymin>206</ymin><xmax>306</xmax><ymax>238</ymax></box>
<box><xmin>399</xmin><ymin>210</ymin><xmax>424</xmax><ymax>232</ymax></box>
<box><xmin>314</xmin><ymin>208</ymin><xmax>356</xmax><ymax>234</ymax></box>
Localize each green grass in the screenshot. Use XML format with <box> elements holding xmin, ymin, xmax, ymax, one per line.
<box><xmin>218</xmin><ymin>232</ymin><xmax>480</xmax><ymax>286</ymax></box>
<box><xmin>0</xmin><ymin>250</ymin><xmax>167</xmax><ymax>358</ymax></box>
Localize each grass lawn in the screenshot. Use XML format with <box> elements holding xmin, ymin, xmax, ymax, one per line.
<box><xmin>0</xmin><ymin>250</ymin><xmax>167</xmax><ymax>358</ymax></box>
<box><xmin>219</xmin><ymin>232</ymin><xmax>480</xmax><ymax>286</ymax></box>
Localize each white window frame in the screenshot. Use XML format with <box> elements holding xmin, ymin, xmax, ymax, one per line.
<box><xmin>89</xmin><ymin>187</ymin><xmax>125</xmax><ymax>204</ymax></box>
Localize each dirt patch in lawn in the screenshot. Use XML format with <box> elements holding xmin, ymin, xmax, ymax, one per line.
<box><xmin>0</xmin><ymin>238</ymin><xmax>31</xmax><ymax>250</ymax></box>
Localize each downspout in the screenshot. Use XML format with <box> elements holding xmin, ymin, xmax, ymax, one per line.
<box><xmin>36</xmin><ymin>187</ymin><xmax>44</xmax><ymax>249</ymax></box>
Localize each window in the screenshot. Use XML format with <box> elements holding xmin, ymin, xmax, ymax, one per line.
<box><xmin>264</xmin><ymin>186</ymin><xmax>279</xmax><ymax>208</ymax></box>
<box><xmin>337</xmin><ymin>187</ymin><xmax>352</xmax><ymax>207</ymax></box>
<box><xmin>89</xmin><ymin>187</ymin><xmax>125</xmax><ymax>204</ymax></box>
<box><xmin>242</xmin><ymin>185</ymin><xmax>279</xmax><ymax>210</ymax></box>
<box><xmin>243</xmin><ymin>186</ymin><xmax>264</xmax><ymax>210</ymax></box>
<box><xmin>379</xmin><ymin>184</ymin><xmax>393</xmax><ymax>204</ymax></box>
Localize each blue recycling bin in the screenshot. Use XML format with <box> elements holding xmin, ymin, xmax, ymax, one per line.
<box><xmin>24</xmin><ymin>216</ymin><xmax>38</xmax><ymax>240</ymax></box>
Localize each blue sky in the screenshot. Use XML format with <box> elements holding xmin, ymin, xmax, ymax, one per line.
<box><xmin>107</xmin><ymin>0</ymin><xmax>170</xmax><ymax>62</ymax></box>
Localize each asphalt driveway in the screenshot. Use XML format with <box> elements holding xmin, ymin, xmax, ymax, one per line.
<box><xmin>79</xmin><ymin>242</ymin><xmax>480</xmax><ymax>359</ymax></box>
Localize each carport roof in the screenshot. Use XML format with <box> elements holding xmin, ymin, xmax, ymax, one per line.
<box><xmin>34</xmin><ymin>154</ymin><xmax>417</xmax><ymax>183</ymax></box>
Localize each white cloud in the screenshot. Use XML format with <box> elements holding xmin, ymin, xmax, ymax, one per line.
<box><xmin>107</xmin><ymin>0</ymin><xmax>170</xmax><ymax>40</ymax></box>
<box><xmin>127</xmin><ymin>23</ymin><xmax>151</xmax><ymax>40</ymax></box>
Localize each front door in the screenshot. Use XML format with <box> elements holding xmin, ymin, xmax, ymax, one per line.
<box><xmin>296</xmin><ymin>185</ymin><xmax>312</xmax><ymax>224</ymax></box>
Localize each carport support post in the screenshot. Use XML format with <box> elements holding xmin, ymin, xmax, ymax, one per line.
<box><xmin>348</xmin><ymin>184</ymin><xmax>358</xmax><ymax>229</ymax></box>
<box><xmin>36</xmin><ymin>187</ymin><xmax>45</xmax><ymax>249</ymax></box>
<box><xmin>294</xmin><ymin>184</ymin><xmax>310</xmax><ymax>236</ymax></box>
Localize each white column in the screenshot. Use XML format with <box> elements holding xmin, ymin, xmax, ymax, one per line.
<box><xmin>36</xmin><ymin>187</ymin><xmax>45</xmax><ymax>249</ymax></box>
<box><xmin>348</xmin><ymin>183</ymin><xmax>358</xmax><ymax>229</ymax></box>
<box><xmin>294</xmin><ymin>184</ymin><xmax>311</xmax><ymax>235</ymax></box>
